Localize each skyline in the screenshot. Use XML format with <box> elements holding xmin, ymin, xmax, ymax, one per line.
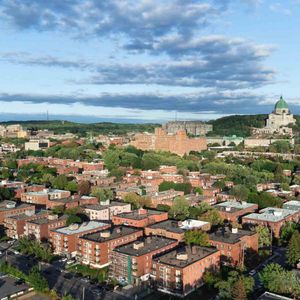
<box><xmin>0</xmin><ymin>0</ymin><xmax>300</xmax><ymax>122</ymax></box>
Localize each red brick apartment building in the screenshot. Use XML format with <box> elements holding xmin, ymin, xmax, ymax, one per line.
<box><xmin>78</xmin><ymin>226</ymin><xmax>143</xmax><ymax>268</ymax></box>
<box><xmin>151</xmin><ymin>245</ymin><xmax>220</xmax><ymax>297</ymax></box>
<box><xmin>242</xmin><ymin>207</ymin><xmax>300</xmax><ymax>237</ymax></box>
<box><xmin>202</xmin><ymin>187</ymin><xmax>221</xmax><ymax>197</ymax></box>
<box><xmin>14</xmin><ymin>184</ymin><xmax>45</xmax><ymax>199</ymax></box>
<box><xmin>110</xmin><ymin>236</ymin><xmax>179</xmax><ymax>285</ymax></box>
<box><xmin>24</xmin><ymin>214</ymin><xmax>68</xmax><ymax>241</ymax></box>
<box><xmin>50</xmin><ymin>221</ymin><xmax>111</xmax><ymax>257</ymax></box>
<box><xmin>4</xmin><ymin>211</ymin><xmax>47</xmax><ymax>239</ymax></box>
<box><xmin>214</xmin><ymin>201</ymin><xmax>258</xmax><ymax>222</ymax></box>
<box><xmin>0</xmin><ymin>201</ymin><xmax>35</xmax><ymax>224</ymax></box>
<box><xmin>21</xmin><ymin>189</ymin><xmax>71</xmax><ymax>205</ymax></box>
<box><xmin>145</xmin><ymin>220</ymin><xmax>211</xmax><ymax>242</ymax></box>
<box><xmin>46</xmin><ymin>195</ymin><xmax>98</xmax><ymax>210</ymax></box>
<box><xmin>148</xmin><ymin>190</ymin><xmax>185</xmax><ymax>208</ymax></box>
<box><xmin>161</xmin><ymin>174</ymin><xmax>184</xmax><ymax>183</ymax></box>
<box><xmin>209</xmin><ymin>228</ymin><xmax>258</xmax><ymax>266</ymax></box>
<box><xmin>112</xmin><ymin>209</ymin><xmax>168</xmax><ymax>228</ymax></box>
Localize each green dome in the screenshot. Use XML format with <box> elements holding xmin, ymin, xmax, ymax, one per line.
<box><xmin>275</xmin><ymin>96</ymin><xmax>288</xmax><ymax>110</ymax></box>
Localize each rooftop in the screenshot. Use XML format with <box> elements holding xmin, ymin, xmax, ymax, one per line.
<box><xmin>115</xmin><ymin>209</ymin><xmax>166</xmax><ymax>220</ymax></box>
<box><xmin>0</xmin><ymin>201</ymin><xmax>33</xmax><ymax>211</ymax></box>
<box><xmin>153</xmin><ymin>245</ymin><xmax>218</xmax><ymax>268</ymax></box>
<box><xmin>214</xmin><ymin>201</ymin><xmax>256</xmax><ymax>213</ymax></box>
<box><xmin>147</xmin><ymin>220</ymin><xmax>184</xmax><ymax>234</ymax></box>
<box><xmin>257</xmin><ymin>292</ymin><xmax>293</xmax><ymax>300</ymax></box>
<box><xmin>209</xmin><ymin>228</ymin><xmax>256</xmax><ymax>244</ymax></box>
<box><xmin>114</xmin><ymin>236</ymin><xmax>177</xmax><ymax>256</ymax></box>
<box><xmin>283</xmin><ymin>200</ymin><xmax>300</xmax><ymax>211</ymax></box>
<box><xmin>52</xmin><ymin>221</ymin><xmax>108</xmax><ymax>235</ymax></box>
<box><xmin>85</xmin><ymin>201</ymin><xmax>129</xmax><ymax>210</ymax></box>
<box><xmin>29</xmin><ymin>215</ymin><xmax>67</xmax><ymax>225</ymax></box>
<box><xmin>81</xmin><ymin>226</ymin><xmax>142</xmax><ymax>243</ymax></box>
<box><xmin>243</xmin><ymin>207</ymin><xmax>296</xmax><ymax>222</ymax></box>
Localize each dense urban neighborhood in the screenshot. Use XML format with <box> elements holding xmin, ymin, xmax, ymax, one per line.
<box><xmin>0</xmin><ymin>98</ymin><xmax>299</xmax><ymax>299</ymax></box>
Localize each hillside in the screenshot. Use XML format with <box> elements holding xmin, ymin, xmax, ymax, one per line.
<box><xmin>208</xmin><ymin>114</ymin><xmax>268</xmax><ymax>137</ymax></box>
<box><xmin>0</xmin><ymin>120</ymin><xmax>159</xmax><ymax>135</ymax></box>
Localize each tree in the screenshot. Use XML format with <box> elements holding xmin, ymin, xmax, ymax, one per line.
<box><xmin>201</xmin><ymin>209</ymin><xmax>223</xmax><ymax>226</ymax></box>
<box><xmin>51</xmin><ymin>174</ymin><xmax>69</xmax><ymax>190</ymax></box>
<box><xmin>231</xmin><ymin>278</ymin><xmax>247</xmax><ymax>300</ymax></box>
<box><xmin>77</xmin><ymin>180</ymin><xmax>91</xmax><ymax>195</ymax></box>
<box><xmin>66</xmin><ymin>215</ymin><xmax>82</xmax><ymax>226</ymax></box>
<box><xmin>65</xmin><ymin>181</ymin><xmax>78</xmax><ymax>193</ymax></box>
<box><xmin>123</xmin><ymin>192</ymin><xmax>150</xmax><ymax>209</ymax></box>
<box><xmin>184</xmin><ymin>230</ymin><xmax>210</xmax><ymax>246</ymax></box>
<box><xmin>230</xmin><ymin>185</ymin><xmax>249</xmax><ymax>202</ymax></box>
<box><xmin>169</xmin><ymin>196</ymin><xmax>189</xmax><ymax>220</ymax></box>
<box><xmin>28</xmin><ymin>266</ymin><xmax>49</xmax><ymax>292</ymax></box>
<box><xmin>156</xmin><ymin>204</ymin><xmax>171</xmax><ymax>212</ymax></box>
<box><xmin>91</xmin><ymin>187</ymin><xmax>113</xmax><ymax>202</ymax></box>
<box><xmin>280</xmin><ymin>222</ymin><xmax>300</xmax><ymax>245</ymax></box>
<box><xmin>254</xmin><ymin>225</ymin><xmax>271</xmax><ymax>248</ymax></box>
<box><xmin>194</xmin><ymin>187</ymin><xmax>203</xmax><ymax>195</ymax></box>
<box><xmin>287</xmin><ymin>230</ymin><xmax>300</xmax><ymax>266</ymax></box>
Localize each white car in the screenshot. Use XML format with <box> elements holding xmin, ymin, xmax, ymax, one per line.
<box><xmin>249</xmin><ymin>270</ymin><xmax>257</xmax><ymax>276</ymax></box>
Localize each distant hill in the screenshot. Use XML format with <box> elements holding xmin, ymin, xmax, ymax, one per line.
<box><xmin>208</xmin><ymin>114</ymin><xmax>268</xmax><ymax>137</ymax></box>
<box><xmin>0</xmin><ymin>120</ymin><xmax>159</xmax><ymax>135</ymax></box>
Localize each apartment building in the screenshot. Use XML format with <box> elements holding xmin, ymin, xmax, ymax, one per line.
<box><xmin>0</xmin><ymin>201</ymin><xmax>35</xmax><ymax>224</ymax></box>
<box><xmin>21</xmin><ymin>189</ymin><xmax>71</xmax><ymax>205</ymax></box>
<box><xmin>242</xmin><ymin>207</ymin><xmax>300</xmax><ymax>237</ymax></box>
<box><xmin>78</xmin><ymin>226</ymin><xmax>143</xmax><ymax>268</ymax></box>
<box><xmin>148</xmin><ymin>190</ymin><xmax>185</xmax><ymax>208</ymax></box>
<box><xmin>209</xmin><ymin>228</ymin><xmax>258</xmax><ymax>266</ymax></box>
<box><xmin>112</xmin><ymin>209</ymin><xmax>168</xmax><ymax>228</ymax></box>
<box><xmin>110</xmin><ymin>236</ymin><xmax>178</xmax><ymax>285</ymax></box>
<box><xmin>214</xmin><ymin>201</ymin><xmax>258</xmax><ymax>222</ymax></box>
<box><xmin>84</xmin><ymin>201</ymin><xmax>131</xmax><ymax>221</ymax></box>
<box><xmin>151</xmin><ymin>245</ymin><xmax>220</xmax><ymax>297</ymax></box>
<box><xmin>50</xmin><ymin>221</ymin><xmax>111</xmax><ymax>257</ymax></box>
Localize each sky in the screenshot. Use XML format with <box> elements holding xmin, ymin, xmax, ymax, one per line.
<box><xmin>0</xmin><ymin>0</ymin><xmax>300</xmax><ymax>123</ymax></box>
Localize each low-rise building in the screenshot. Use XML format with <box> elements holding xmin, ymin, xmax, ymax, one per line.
<box><xmin>46</xmin><ymin>195</ymin><xmax>98</xmax><ymax>210</ymax></box>
<box><xmin>0</xmin><ymin>201</ymin><xmax>35</xmax><ymax>224</ymax></box>
<box><xmin>282</xmin><ymin>200</ymin><xmax>300</xmax><ymax>211</ymax></box>
<box><xmin>78</xmin><ymin>226</ymin><xmax>143</xmax><ymax>268</ymax></box>
<box><xmin>151</xmin><ymin>245</ymin><xmax>220</xmax><ymax>297</ymax></box>
<box><xmin>110</xmin><ymin>236</ymin><xmax>178</xmax><ymax>285</ymax></box>
<box><xmin>242</xmin><ymin>207</ymin><xmax>300</xmax><ymax>237</ymax></box>
<box><xmin>148</xmin><ymin>190</ymin><xmax>185</xmax><ymax>208</ymax></box>
<box><xmin>84</xmin><ymin>201</ymin><xmax>131</xmax><ymax>221</ymax></box>
<box><xmin>50</xmin><ymin>221</ymin><xmax>111</xmax><ymax>257</ymax></box>
<box><xmin>214</xmin><ymin>201</ymin><xmax>258</xmax><ymax>222</ymax></box>
<box><xmin>209</xmin><ymin>228</ymin><xmax>258</xmax><ymax>266</ymax></box>
<box><xmin>24</xmin><ymin>214</ymin><xmax>68</xmax><ymax>241</ymax></box>
<box><xmin>24</xmin><ymin>139</ymin><xmax>50</xmax><ymax>151</ymax></box>
<box><xmin>112</xmin><ymin>208</ymin><xmax>168</xmax><ymax>228</ymax></box>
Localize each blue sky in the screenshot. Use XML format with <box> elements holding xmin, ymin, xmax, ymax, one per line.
<box><xmin>0</xmin><ymin>0</ymin><xmax>299</xmax><ymax>123</ymax></box>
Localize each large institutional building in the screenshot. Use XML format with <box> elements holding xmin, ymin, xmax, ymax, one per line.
<box><xmin>253</xmin><ymin>96</ymin><xmax>296</xmax><ymax>136</ymax></box>
<box><xmin>130</xmin><ymin>128</ymin><xmax>207</xmax><ymax>156</ymax></box>
<box><xmin>162</xmin><ymin>121</ymin><xmax>212</xmax><ymax>136</ymax></box>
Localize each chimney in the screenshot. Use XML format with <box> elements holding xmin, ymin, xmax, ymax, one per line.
<box><xmin>100</xmin><ymin>230</ymin><xmax>111</xmax><ymax>238</ymax></box>
<box><xmin>176</xmin><ymin>252</ymin><xmax>188</xmax><ymax>260</ymax></box>
<box><xmin>232</xmin><ymin>228</ymin><xmax>238</xmax><ymax>234</ymax></box>
<box><xmin>225</xmin><ymin>207</ymin><xmax>231</xmax><ymax>212</ymax></box>
<box><xmin>133</xmin><ymin>241</ymin><xmax>144</xmax><ymax>250</ymax></box>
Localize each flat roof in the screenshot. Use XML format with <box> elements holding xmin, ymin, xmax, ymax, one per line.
<box><xmin>53</xmin><ymin>221</ymin><xmax>108</xmax><ymax>235</ymax></box>
<box><xmin>85</xmin><ymin>201</ymin><xmax>129</xmax><ymax>211</ymax></box>
<box><xmin>243</xmin><ymin>207</ymin><xmax>296</xmax><ymax>222</ymax></box>
<box><xmin>114</xmin><ymin>236</ymin><xmax>177</xmax><ymax>256</ymax></box>
<box><xmin>115</xmin><ymin>209</ymin><xmax>165</xmax><ymax>220</ymax></box>
<box><xmin>29</xmin><ymin>215</ymin><xmax>67</xmax><ymax>225</ymax></box>
<box><xmin>209</xmin><ymin>228</ymin><xmax>255</xmax><ymax>244</ymax></box>
<box><xmin>214</xmin><ymin>201</ymin><xmax>256</xmax><ymax>212</ymax></box>
<box><xmin>257</xmin><ymin>292</ymin><xmax>293</xmax><ymax>300</ymax></box>
<box><xmin>81</xmin><ymin>226</ymin><xmax>142</xmax><ymax>243</ymax></box>
<box><xmin>283</xmin><ymin>200</ymin><xmax>300</xmax><ymax>210</ymax></box>
<box><xmin>147</xmin><ymin>220</ymin><xmax>184</xmax><ymax>234</ymax></box>
<box><xmin>153</xmin><ymin>245</ymin><xmax>218</xmax><ymax>268</ymax></box>
<box><xmin>0</xmin><ymin>202</ymin><xmax>33</xmax><ymax>211</ymax></box>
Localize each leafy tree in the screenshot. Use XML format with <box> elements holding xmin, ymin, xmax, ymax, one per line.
<box><xmin>51</xmin><ymin>174</ymin><xmax>69</xmax><ymax>190</ymax></box>
<box><xmin>28</xmin><ymin>266</ymin><xmax>49</xmax><ymax>292</ymax></box>
<box><xmin>65</xmin><ymin>181</ymin><xmax>78</xmax><ymax>193</ymax></box>
<box><xmin>194</xmin><ymin>187</ymin><xmax>203</xmax><ymax>195</ymax></box>
<box><xmin>169</xmin><ymin>196</ymin><xmax>189</xmax><ymax>220</ymax></box>
<box><xmin>0</xmin><ymin>188</ymin><xmax>14</xmax><ymax>201</ymax></box>
<box><xmin>123</xmin><ymin>192</ymin><xmax>150</xmax><ymax>209</ymax></box>
<box><xmin>280</xmin><ymin>222</ymin><xmax>300</xmax><ymax>245</ymax></box>
<box><xmin>159</xmin><ymin>181</ymin><xmax>192</xmax><ymax>194</ymax></box>
<box><xmin>156</xmin><ymin>204</ymin><xmax>171</xmax><ymax>212</ymax></box>
<box><xmin>66</xmin><ymin>215</ymin><xmax>83</xmax><ymax>226</ymax></box>
<box><xmin>231</xmin><ymin>278</ymin><xmax>247</xmax><ymax>300</ymax></box>
<box><xmin>254</xmin><ymin>225</ymin><xmax>271</xmax><ymax>248</ymax></box>
<box><xmin>184</xmin><ymin>230</ymin><xmax>210</xmax><ymax>246</ymax></box>
<box><xmin>91</xmin><ymin>187</ymin><xmax>113</xmax><ymax>202</ymax></box>
<box><xmin>287</xmin><ymin>230</ymin><xmax>300</xmax><ymax>266</ymax></box>
<box><xmin>230</xmin><ymin>185</ymin><xmax>249</xmax><ymax>202</ymax></box>
<box><xmin>247</xmin><ymin>192</ymin><xmax>283</xmax><ymax>209</ymax></box>
<box><xmin>77</xmin><ymin>180</ymin><xmax>91</xmax><ymax>195</ymax></box>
